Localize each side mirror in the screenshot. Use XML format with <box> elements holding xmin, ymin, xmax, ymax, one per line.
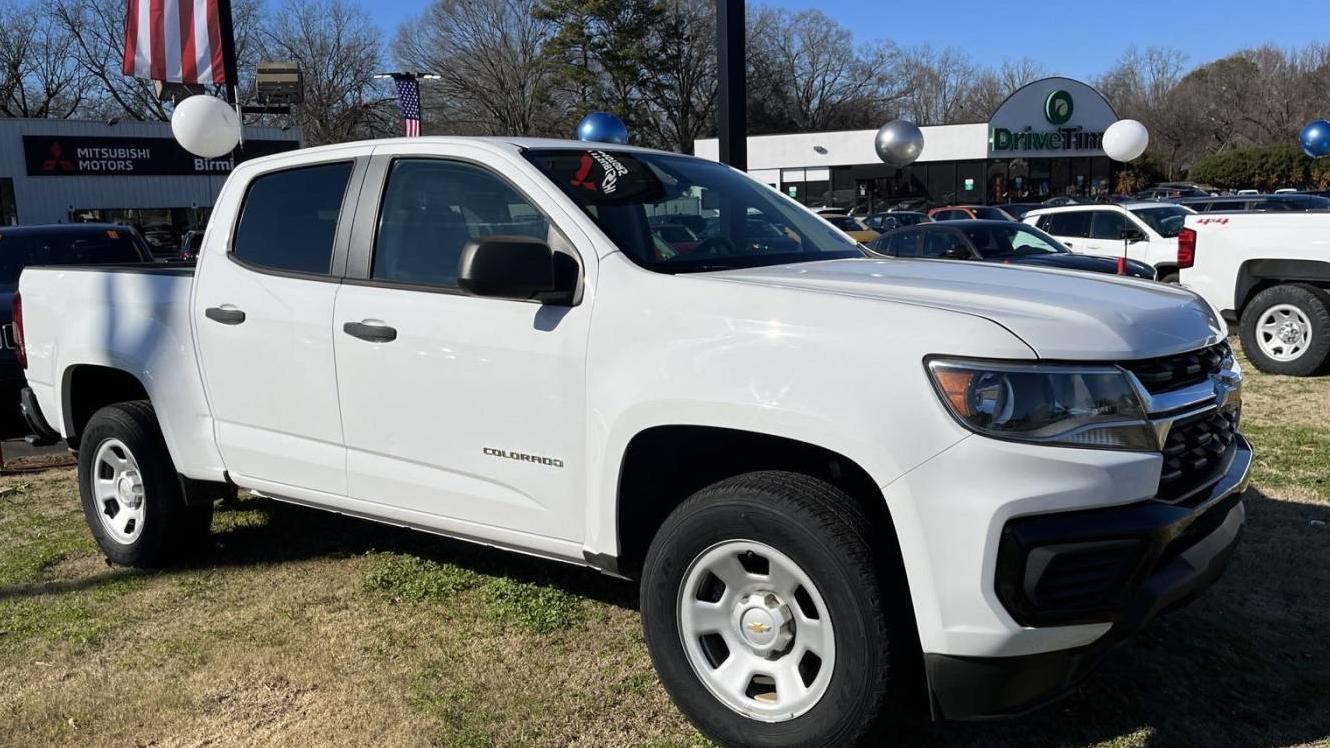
<box><xmin>458</xmin><ymin>237</ymin><xmax>575</xmax><ymax>305</ymax></box>
<box><xmin>1120</xmin><ymin>227</ymin><xmax>1147</xmax><ymax>243</ymax></box>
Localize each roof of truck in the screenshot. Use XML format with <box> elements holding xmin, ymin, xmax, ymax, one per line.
<box><xmin>238</xmin><ymin>136</ymin><xmax>685</xmax><ymax>171</ymax></box>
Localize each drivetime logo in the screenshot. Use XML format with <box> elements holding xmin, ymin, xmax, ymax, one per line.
<box><xmin>1044</xmin><ymin>90</ymin><xmax>1074</xmax><ymax>125</ymax></box>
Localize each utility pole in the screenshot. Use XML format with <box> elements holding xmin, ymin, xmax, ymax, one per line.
<box><xmin>716</xmin><ymin>0</ymin><xmax>746</xmax><ymax>171</ymax></box>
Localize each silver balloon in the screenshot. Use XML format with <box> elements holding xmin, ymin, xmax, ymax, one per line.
<box><xmin>874</xmin><ymin>120</ymin><xmax>924</xmax><ymax>167</ymax></box>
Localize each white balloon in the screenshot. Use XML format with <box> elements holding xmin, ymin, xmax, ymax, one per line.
<box><xmin>1102</xmin><ymin>119</ymin><xmax>1149</xmax><ymax>162</ymax></box>
<box><xmin>171</xmin><ymin>94</ymin><xmax>241</xmax><ymax>159</ymax></box>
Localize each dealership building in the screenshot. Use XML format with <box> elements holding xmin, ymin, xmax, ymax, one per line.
<box><xmin>0</xmin><ymin>118</ymin><xmax>300</xmax><ymax>247</ymax></box>
<box><xmin>695</xmin><ymin>77</ymin><xmax>1122</xmax><ymax>209</ymax></box>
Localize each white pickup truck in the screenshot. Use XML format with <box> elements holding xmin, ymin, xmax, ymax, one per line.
<box><xmin>15</xmin><ymin>138</ymin><xmax>1250</xmax><ymax>747</ymax></box>
<box><xmin>1180</xmin><ymin>211</ymin><xmax>1330</xmax><ymax>376</ymax></box>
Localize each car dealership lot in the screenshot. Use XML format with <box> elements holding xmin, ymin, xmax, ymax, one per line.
<box><xmin>0</xmin><ymin>347</ymin><xmax>1326</xmax><ymax>748</ymax></box>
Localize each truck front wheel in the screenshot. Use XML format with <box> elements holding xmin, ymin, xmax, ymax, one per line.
<box><xmin>641</xmin><ymin>471</ymin><xmax>900</xmax><ymax>748</ymax></box>
<box><xmin>77</xmin><ymin>401</ymin><xmax>213</xmax><ymax>567</ymax></box>
<box><xmin>1239</xmin><ymin>284</ymin><xmax>1330</xmax><ymax>376</ymax></box>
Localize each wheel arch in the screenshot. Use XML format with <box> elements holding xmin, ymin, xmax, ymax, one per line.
<box><xmin>1234</xmin><ymin>259</ymin><xmax>1330</xmax><ymax>313</ymax></box>
<box><xmin>61</xmin><ymin>364</ymin><xmax>149</xmax><ymax>448</ymax></box>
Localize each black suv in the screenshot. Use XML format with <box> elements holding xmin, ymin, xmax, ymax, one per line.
<box><xmin>1175</xmin><ymin>193</ymin><xmax>1330</xmax><ymax>212</ymax></box>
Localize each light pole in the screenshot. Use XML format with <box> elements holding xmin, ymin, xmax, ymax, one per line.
<box><xmin>716</xmin><ymin>0</ymin><xmax>746</xmax><ymax>171</ymax></box>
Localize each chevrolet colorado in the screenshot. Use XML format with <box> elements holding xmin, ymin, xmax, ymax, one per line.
<box><xmin>15</xmin><ymin>138</ymin><xmax>1250</xmax><ymax>747</ymax></box>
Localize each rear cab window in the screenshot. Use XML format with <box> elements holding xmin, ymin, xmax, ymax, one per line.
<box><xmin>232</xmin><ymin>161</ymin><xmax>353</xmax><ymax>275</ymax></box>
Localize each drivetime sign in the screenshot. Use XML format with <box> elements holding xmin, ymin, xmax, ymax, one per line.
<box><xmin>23</xmin><ymin>135</ymin><xmax>298</xmax><ymax>177</ymax></box>
<box><xmin>986</xmin><ymin>77</ymin><xmax>1117</xmax><ymax>159</ymax></box>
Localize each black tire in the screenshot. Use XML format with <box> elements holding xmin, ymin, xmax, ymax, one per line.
<box><xmin>1239</xmin><ymin>284</ymin><xmax>1330</xmax><ymax>376</ymax></box>
<box><xmin>78</xmin><ymin>400</ymin><xmax>213</xmax><ymax>567</ymax></box>
<box><xmin>641</xmin><ymin>471</ymin><xmax>899</xmax><ymax>748</ymax></box>
<box><xmin>1159</xmin><ymin>271</ymin><xmax>1180</xmax><ymax>284</ymax></box>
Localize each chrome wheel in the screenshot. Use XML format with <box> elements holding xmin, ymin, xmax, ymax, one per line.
<box><xmin>678</xmin><ymin>540</ymin><xmax>835</xmax><ymax>722</ymax></box>
<box><xmin>1257</xmin><ymin>303</ymin><xmax>1313</xmax><ymax>362</ymax></box>
<box><xmin>91</xmin><ymin>438</ymin><xmax>146</xmax><ymax>544</ymax></box>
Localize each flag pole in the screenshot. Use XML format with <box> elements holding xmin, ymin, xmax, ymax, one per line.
<box><xmin>215</xmin><ymin>0</ymin><xmax>243</xmax><ymax>146</ymax></box>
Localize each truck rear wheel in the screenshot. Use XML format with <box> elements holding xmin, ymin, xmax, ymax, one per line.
<box><xmin>77</xmin><ymin>401</ymin><xmax>213</xmax><ymax>567</ymax></box>
<box><xmin>641</xmin><ymin>471</ymin><xmax>899</xmax><ymax>748</ymax></box>
<box><xmin>1239</xmin><ymin>284</ymin><xmax>1330</xmax><ymax>376</ymax></box>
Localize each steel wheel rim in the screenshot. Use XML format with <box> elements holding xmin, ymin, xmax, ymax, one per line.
<box><xmin>677</xmin><ymin>539</ymin><xmax>836</xmax><ymax>722</ymax></box>
<box><xmin>92</xmin><ymin>438</ymin><xmax>146</xmax><ymax>544</ymax></box>
<box><xmin>1257</xmin><ymin>303</ymin><xmax>1312</xmax><ymax>361</ymax></box>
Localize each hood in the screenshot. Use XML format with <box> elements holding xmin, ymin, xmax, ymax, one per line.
<box><xmin>705</xmin><ymin>258</ymin><xmax>1224</xmax><ymax>360</ymax></box>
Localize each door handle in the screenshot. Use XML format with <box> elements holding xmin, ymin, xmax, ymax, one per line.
<box><xmin>205</xmin><ymin>306</ymin><xmax>246</xmax><ymax>325</ymax></box>
<box><xmin>343</xmin><ymin>320</ymin><xmax>397</xmax><ymax>343</ymax></box>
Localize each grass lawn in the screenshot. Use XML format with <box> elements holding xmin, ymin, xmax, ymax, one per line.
<box><xmin>0</xmin><ymin>347</ymin><xmax>1327</xmax><ymax>747</ymax></box>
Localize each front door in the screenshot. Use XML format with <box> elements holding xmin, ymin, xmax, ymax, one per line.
<box><xmin>332</xmin><ymin>148</ymin><xmax>593</xmax><ymax>543</ymax></box>
<box><xmin>193</xmin><ymin>158</ymin><xmax>361</xmax><ymax>496</ymax></box>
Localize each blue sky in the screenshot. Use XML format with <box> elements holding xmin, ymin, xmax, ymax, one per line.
<box><xmin>363</xmin><ymin>0</ymin><xmax>1324</xmax><ymax>80</ymax></box>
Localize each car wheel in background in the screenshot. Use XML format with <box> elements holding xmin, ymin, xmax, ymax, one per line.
<box><xmin>78</xmin><ymin>400</ymin><xmax>213</xmax><ymax>567</ymax></box>
<box><xmin>641</xmin><ymin>471</ymin><xmax>902</xmax><ymax>748</ymax></box>
<box><xmin>1239</xmin><ymin>284</ymin><xmax>1330</xmax><ymax>376</ymax></box>
<box><xmin>1159</xmin><ymin>271</ymin><xmax>1179</xmax><ymax>284</ymax></box>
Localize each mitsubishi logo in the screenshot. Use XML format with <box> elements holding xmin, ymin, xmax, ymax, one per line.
<box><xmin>41</xmin><ymin>142</ymin><xmax>74</xmax><ymax>172</ymax></box>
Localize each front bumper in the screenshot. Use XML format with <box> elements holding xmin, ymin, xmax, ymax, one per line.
<box><xmin>925</xmin><ymin>433</ymin><xmax>1251</xmax><ymax>719</ymax></box>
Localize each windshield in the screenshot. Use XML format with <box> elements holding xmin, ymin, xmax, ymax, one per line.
<box><xmin>0</xmin><ymin>228</ymin><xmax>147</xmax><ymax>284</ymax></box>
<box><xmin>524</xmin><ymin>149</ymin><xmax>864</xmax><ymax>272</ymax></box>
<box><xmin>1130</xmin><ymin>205</ymin><xmax>1192</xmax><ymax>237</ymax></box>
<box><xmin>958</xmin><ymin>224</ymin><xmax>1067</xmax><ymax>259</ymax></box>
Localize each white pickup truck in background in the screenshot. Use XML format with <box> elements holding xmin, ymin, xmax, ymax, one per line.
<box><xmin>14</xmin><ymin>137</ymin><xmax>1251</xmax><ymax>748</ymax></box>
<box><xmin>1181</xmin><ymin>211</ymin><xmax>1330</xmax><ymax>376</ymax></box>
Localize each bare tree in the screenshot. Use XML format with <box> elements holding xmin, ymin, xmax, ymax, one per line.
<box><xmin>899</xmin><ymin>45</ymin><xmax>975</xmax><ymax>125</ymax></box>
<box><xmin>0</xmin><ymin>0</ymin><xmax>89</xmax><ymax>118</ymax></box>
<box><xmin>395</xmin><ymin>0</ymin><xmax>561</xmax><ymax>137</ymax></box>
<box><xmin>52</xmin><ymin>0</ymin><xmax>169</xmax><ymax>119</ymax></box>
<box><xmin>746</xmin><ymin>7</ymin><xmax>907</xmax><ymax>133</ymax></box>
<box><xmin>258</xmin><ymin>0</ymin><xmax>392</xmax><ymax>145</ymax></box>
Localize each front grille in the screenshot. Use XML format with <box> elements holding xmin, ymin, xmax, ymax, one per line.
<box><xmin>1157</xmin><ymin>408</ymin><xmax>1239</xmax><ymax>503</ymax></box>
<box><xmin>1122</xmin><ymin>342</ymin><xmax>1230</xmax><ymax>394</ymax></box>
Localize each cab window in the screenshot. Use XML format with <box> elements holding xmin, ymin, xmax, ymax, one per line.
<box><xmin>372</xmin><ymin>159</ymin><xmax>560</xmax><ymax>288</ymax></box>
<box><xmin>232</xmin><ymin>161</ymin><xmax>352</xmax><ymax>275</ymax></box>
<box><xmin>1088</xmin><ymin>211</ymin><xmax>1128</xmax><ymax>241</ymax></box>
<box><xmin>1038</xmin><ymin>211</ymin><xmax>1091</xmax><ymax>238</ymax></box>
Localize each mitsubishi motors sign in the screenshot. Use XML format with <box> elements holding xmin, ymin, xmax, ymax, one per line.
<box><xmin>23</xmin><ymin>135</ymin><xmax>298</xmax><ymax>177</ymax></box>
<box><xmin>987</xmin><ymin>77</ymin><xmax>1118</xmax><ymax>159</ymax></box>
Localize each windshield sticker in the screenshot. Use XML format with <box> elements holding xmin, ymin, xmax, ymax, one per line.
<box><xmin>570</xmin><ymin>150</ymin><xmax>630</xmax><ymax>194</ymax></box>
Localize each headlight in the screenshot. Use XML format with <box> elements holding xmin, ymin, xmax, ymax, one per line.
<box><xmin>926</xmin><ymin>359</ymin><xmax>1156</xmax><ymax>450</ymax></box>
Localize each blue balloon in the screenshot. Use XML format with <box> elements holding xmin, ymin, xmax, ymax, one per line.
<box><xmin>1299</xmin><ymin>119</ymin><xmax>1330</xmax><ymax>159</ymax></box>
<box><xmin>575</xmin><ymin>112</ymin><xmax>628</xmax><ymax>145</ymax></box>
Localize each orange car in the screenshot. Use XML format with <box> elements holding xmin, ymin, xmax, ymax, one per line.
<box><xmin>820</xmin><ymin>213</ymin><xmax>879</xmax><ymax>243</ymax></box>
<box><xmin>928</xmin><ymin>205</ymin><xmax>1016</xmax><ymax>221</ymax></box>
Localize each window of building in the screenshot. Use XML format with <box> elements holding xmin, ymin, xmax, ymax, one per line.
<box><xmin>1038</xmin><ymin>211</ymin><xmax>1092</xmax><ymax>238</ymax></box>
<box><xmin>232</xmin><ymin>161</ymin><xmax>352</xmax><ymax>275</ymax></box>
<box><xmin>0</xmin><ymin>179</ymin><xmax>15</xmax><ymax>226</ymax></box>
<box><xmin>373</xmin><ymin>159</ymin><xmax>554</xmax><ymax>288</ymax></box>
<box><xmin>1088</xmin><ymin>211</ymin><xmax>1127</xmax><ymax>240</ymax></box>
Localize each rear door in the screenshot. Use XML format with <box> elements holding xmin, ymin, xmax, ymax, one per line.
<box><xmin>1035</xmin><ymin>210</ymin><xmax>1093</xmax><ymax>253</ymax></box>
<box><xmin>331</xmin><ymin>144</ymin><xmax>594</xmax><ymax>544</ymax></box>
<box><xmin>193</xmin><ymin>153</ymin><xmax>367</xmax><ymax>496</ymax></box>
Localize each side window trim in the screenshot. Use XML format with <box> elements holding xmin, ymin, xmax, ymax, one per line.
<box><xmin>226</xmin><ymin>157</ymin><xmax>367</xmax><ymax>283</ymax></box>
<box><xmin>343</xmin><ymin>153</ymin><xmax>581</xmax><ymax>302</ymax></box>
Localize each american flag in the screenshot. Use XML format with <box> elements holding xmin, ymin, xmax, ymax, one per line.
<box><xmin>121</xmin><ymin>0</ymin><xmax>231</xmax><ymax>86</ymax></box>
<box><xmin>394</xmin><ymin>76</ymin><xmax>421</xmax><ymax>137</ymax></box>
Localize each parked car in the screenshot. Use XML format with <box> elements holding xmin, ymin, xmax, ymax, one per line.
<box><xmin>1023</xmin><ymin>202</ymin><xmax>1196</xmax><ymax>282</ymax></box>
<box><xmin>179</xmin><ymin>230</ymin><xmax>205</xmax><ymax>261</ymax></box>
<box><xmin>821</xmin><ymin>213</ymin><xmax>879</xmax><ymax>243</ymax></box>
<box><xmin>1181</xmin><ymin>211</ymin><xmax>1330</xmax><ymax>375</ymax></box>
<box><xmin>998</xmin><ymin>202</ymin><xmax>1046</xmax><ymax>219</ymax></box>
<box><xmin>1134</xmin><ymin>183</ymin><xmax>1211</xmax><ymax>200</ymax></box>
<box><xmin>0</xmin><ymin>223</ymin><xmax>153</xmax><ymax>430</ymax></box>
<box><xmin>1040</xmin><ymin>195</ymin><xmax>1089</xmax><ymax>206</ymax></box>
<box><xmin>1175</xmin><ymin>193</ymin><xmax>1330</xmax><ymax>213</ymax></box>
<box><xmin>15</xmin><ymin>138</ymin><xmax>1250</xmax><ymax>747</ymax></box>
<box><xmin>867</xmin><ymin>220</ymin><xmax>1155</xmax><ymax>279</ymax></box>
<box><xmin>863</xmin><ymin>211</ymin><xmax>931</xmax><ymax>233</ymax></box>
<box><xmin>928</xmin><ymin>205</ymin><xmax>1015</xmax><ymax>221</ymax></box>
